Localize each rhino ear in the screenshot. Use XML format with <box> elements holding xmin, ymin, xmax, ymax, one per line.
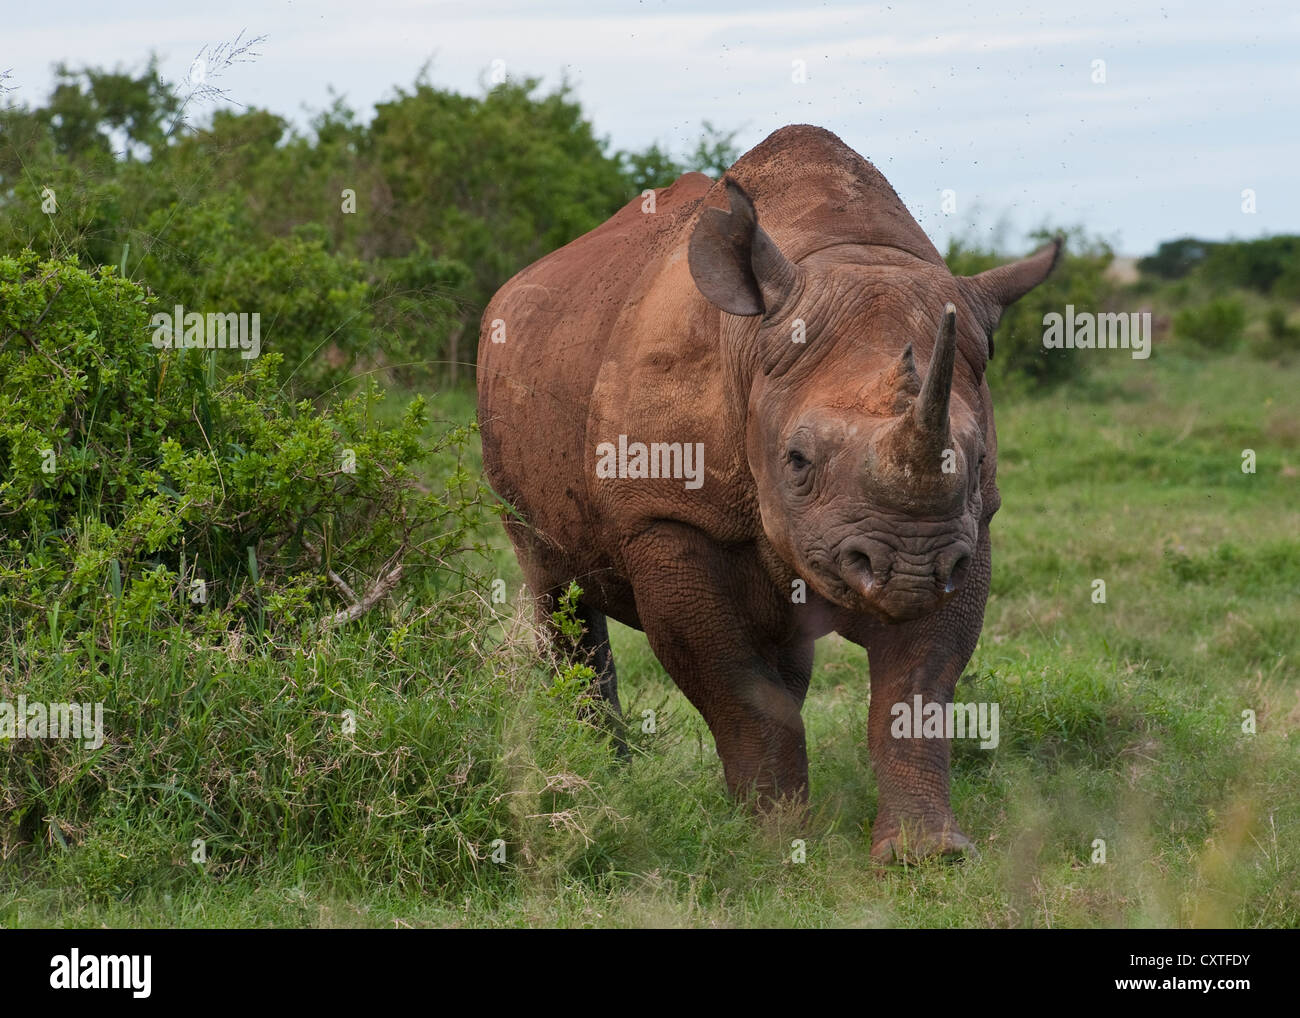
<box><xmin>689</xmin><ymin>178</ymin><xmax>801</xmax><ymax>317</ymax></box>
<box><xmin>957</xmin><ymin>237</ymin><xmax>1063</xmax><ymax>354</ymax></box>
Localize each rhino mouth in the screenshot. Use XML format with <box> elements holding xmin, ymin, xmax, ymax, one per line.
<box><xmin>837</xmin><ymin>575</ymin><xmax>951</xmax><ymax>622</ymax></box>
<box><xmin>826</xmin><ymin>536</ymin><xmax>973</xmax><ymax>622</ymax></box>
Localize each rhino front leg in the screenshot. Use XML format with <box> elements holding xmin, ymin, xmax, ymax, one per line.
<box><xmin>624</xmin><ymin>523</ymin><xmax>810</xmax><ymax>808</ymax></box>
<box><xmin>857</xmin><ymin>528</ymin><xmax>992</xmax><ymax>863</ymax></box>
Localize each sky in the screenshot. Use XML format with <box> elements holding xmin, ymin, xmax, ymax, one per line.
<box><xmin>4</xmin><ymin>0</ymin><xmax>1297</xmax><ymax>255</ymax></box>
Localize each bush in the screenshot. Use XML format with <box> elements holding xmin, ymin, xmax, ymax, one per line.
<box><xmin>2</xmin><ymin>583</ymin><xmax>621</xmax><ymax>895</ymax></box>
<box><xmin>367</xmin><ymin>246</ymin><xmax>473</xmax><ymax>387</ymax></box>
<box><xmin>0</xmin><ymin>251</ymin><xmax>624</xmax><ymax>898</ymax></box>
<box><xmin>1173</xmin><ymin>296</ymin><xmax>1247</xmax><ymax>352</ymax></box>
<box><xmin>0</xmin><ymin>250</ymin><xmax>483</xmax><ymax>645</ymax></box>
<box><xmin>1138</xmin><ymin>237</ymin><xmax>1217</xmax><ymax>280</ymax></box>
<box><xmin>1271</xmin><ymin>260</ymin><xmax>1300</xmax><ymax>301</ymax></box>
<box><xmin>946</xmin><ymin>227</ymin><xmax>1117</xmax><ymax>392</ymax></box>
<box><xmin>133</xmin><ymin>200</ymin><xmax>375</xmax><ymax>399</ymax></box>
<box><xmin>1198</xmin><ymin>235</ymin><xmax>1300</xmax><ymax>295</ymax></box>
<box><xmin>1250</xmin><ymin>305</ymin><xmax>1300</xmax><ymax>360</ymax></box>
<box><xmin>1</xmin><ymin>60</ymin><xmax>761</xmax><ymax>387</ymax></box>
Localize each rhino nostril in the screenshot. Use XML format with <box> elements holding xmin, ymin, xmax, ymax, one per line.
<box><xmin>844</xmin><ymin>549</ymin><xmax>873</xmax><ymax>578</ymax></box>
<box><xmin>841</xmin><ymin>548</ymin><xmax>876</xmax><ymax>592</ymax></box>
<box><xmin>942</xmin><ymin>552</ymin><xmax>972</xmax><ymax>593</ymax></box>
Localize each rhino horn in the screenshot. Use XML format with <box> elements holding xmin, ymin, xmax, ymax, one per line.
<box><xmin>914</xmin><ymin>303</ymin><xmax>957</xmax><ymax>444</ymax></box>
<box><xmin>882</xmin><ymin>343</ymin><xmax>921</xmax><ymax>397</ymax></box>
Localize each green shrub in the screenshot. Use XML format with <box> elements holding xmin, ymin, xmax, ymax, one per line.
<box><xmin>946</xmin><ymin>227</ymin><xmax>1117</xmax><ymax>393</ymax></box>
<box><xmin>1198</xmin><ymin>235</ymin><xmax>1300</xmax><ymax>295</ymax></box>
<box><xmin>133</xmin><ymin>200</ymin><xmax>374</xmax><ymax>398</ymax></box>
<box><xmin>1271</xmin><ymin>260</ymin><xmax>1300</xmax><ymax>300</ymax></box>
<box><xmin>1138</xmin><ymin>237</ymin><xmax>1216</xmax><ymax>280</ymax></box>
<box><xmin>1172</xmin><ymin>296</ymin><xmax>1247</xmax><ymax>352</ymax></box>
<box><xmin>2</xmin><ymin>584</ymin><xmax>621</xmax><ymax>896</ymax></box>
<box><xmin>367</xmin><ymin>245</ymin><xmax>473</xmax><ymax>386</ymax></box>
<box><xmin>0</xmin><ymin>251</ymin><xmax>618</xmax><ymax>899</ymax></box>
<box><xmin>1247</xmin><ymin>306</ymin><xmax>1300</xmax><ymax>360</ymax></box>
<box><xmin>0</xmin><ymin>250</ymin><xmax>483</xmax><ymax>645</ymax></box>
<box><xmin>1</xmin><ymin>61</ymin><xmax>765</xmax><ymax>388</ymax></box>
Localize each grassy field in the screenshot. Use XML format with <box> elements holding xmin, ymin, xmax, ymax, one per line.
<box><xmin>2</xmin><ymin>341</ymin><xmax>1297</xmax><ymax>928</ymax></box>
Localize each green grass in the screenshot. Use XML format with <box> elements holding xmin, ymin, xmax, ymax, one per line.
<box><xmin>2</xmin><ymin>347</ymin><xmax>1297</xmax><ymax>928</ymax></box>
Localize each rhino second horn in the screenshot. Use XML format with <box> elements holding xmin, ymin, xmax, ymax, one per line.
<box><xmin>878</xmin><ymin>342</ymin><xmax>921</xmax><ymax>398</ymax></box>
<box><xmin>915</xmin><ymin>303</ymin><xmax>958</xmax><ymax>443</ymax></box>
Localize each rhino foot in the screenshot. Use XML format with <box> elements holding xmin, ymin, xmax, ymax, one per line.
<box><xmin>871</xmin><ymin>822</ymin><xmax>977</xmax><ymax>865</ymax></box>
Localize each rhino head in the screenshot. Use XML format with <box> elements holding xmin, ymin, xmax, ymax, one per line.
<box><xmin>689</xmin><ymin>178</ymin><xmax>1060</xmax><ymax>622</ymax></box>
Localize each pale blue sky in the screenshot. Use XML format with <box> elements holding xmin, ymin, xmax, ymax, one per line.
<box><xmin>5</xmin><ymin>0</ymin><xmax>1297</xmax><ymax>254</ymax></box>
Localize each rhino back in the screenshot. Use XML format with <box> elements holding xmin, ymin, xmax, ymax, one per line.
<box><xmin>723</xmin><ymin>124</ymin><xmax>944</xmax><ymax>266</ymax></box>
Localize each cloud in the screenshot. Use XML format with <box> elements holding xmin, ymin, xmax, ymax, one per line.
<box><xmin>4</xmin><ymin>0</ymin><xmax>1297</xmax><ymax>252</ymax></box>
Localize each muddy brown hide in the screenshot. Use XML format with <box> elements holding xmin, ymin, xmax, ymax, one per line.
<box><xmin>477</xmin><ymin>124</ymin><xmax>1059</xmax><ymax>862</ymax></box>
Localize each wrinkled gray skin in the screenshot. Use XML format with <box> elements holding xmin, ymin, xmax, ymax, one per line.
<box><xmin>478</xmin><ymin>125</ymin><xmax>1060</xmax><ymax>862</ymax></box>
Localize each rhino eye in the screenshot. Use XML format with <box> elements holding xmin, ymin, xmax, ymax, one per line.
<box><xmin>788</xmin><ymin>448</ymin><xmax>811</xmax><ymax>470</ymax></box>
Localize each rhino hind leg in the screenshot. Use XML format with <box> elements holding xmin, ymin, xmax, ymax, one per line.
<box><xmin>502</xmin><ymin>517</ymin><xmax>629</xmax><ymax>755</ymax></box>
<box><xmin>528</xmin><ymin>581</ymin><xmax>628</xmax><ymax>757</ymax></box>
<box><xmin>571</xmin><ymin>601</ymin><xmax>629</xmax><ymax>758</ymax></box>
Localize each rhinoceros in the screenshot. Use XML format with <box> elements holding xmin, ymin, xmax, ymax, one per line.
<box><xmin>477</xmin><ymin>124</ymin><xmax>1059</xmax><ymax>861</ymax></box>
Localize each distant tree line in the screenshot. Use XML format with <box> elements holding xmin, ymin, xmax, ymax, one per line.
<box><xmin>0</xmin><ymin>57</ymin><xmax>740</xmax><ymax>393</ymax></box>
<box><xmin>1139</xmin><ymin>235</ymin><xmax>1300</xmax><ymax>297</ymax></box>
